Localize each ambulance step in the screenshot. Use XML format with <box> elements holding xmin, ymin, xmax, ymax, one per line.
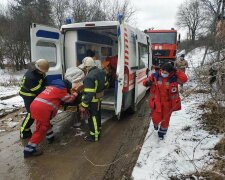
<box><xmin>101</xmin><ymin>101</ymin><xmax>115</xmax><ymax>111</ymax></box>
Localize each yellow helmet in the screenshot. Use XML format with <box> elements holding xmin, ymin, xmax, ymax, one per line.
<box><xmin>35</xmin><ymin>59</ymin><xmax>49</xmax><ymax>73</ymax></box>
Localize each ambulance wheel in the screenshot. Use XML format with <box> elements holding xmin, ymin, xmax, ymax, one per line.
<box><xmin>116</xmin><ymin>113</ymin><xmax>121</xmax><ymax>120</ymax></box>
<box><xmin>127</xmin><ymin>105</ymin><xmax>137</xmax><ymax>114</ymax></box>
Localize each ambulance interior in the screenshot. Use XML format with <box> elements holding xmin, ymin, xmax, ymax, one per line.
<box><xmin>75</xmin><ymin>27</ymin><xmax>119</xmax><ymax>110</ymax></box>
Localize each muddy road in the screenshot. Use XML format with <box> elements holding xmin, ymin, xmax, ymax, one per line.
<box><xmin>0</xmin><ymin>96</ymin><xmax>151</xmax><ymax>180</ymax></box>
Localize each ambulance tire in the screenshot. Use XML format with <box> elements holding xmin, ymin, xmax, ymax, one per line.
<box><xmin>127</xmin><ymin>105</ymin><xmax>137</xmax><ymax>114</ymax></box>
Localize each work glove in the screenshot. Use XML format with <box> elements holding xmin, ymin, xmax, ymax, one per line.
<box><xmin>79</xmin><ymin>105</ymin><xmax>86</xmax><ymax>112</ymax></box>
<box><xmin>79</xmin><ymin>105</ymin><xmax>88</xmax><ymax>120</ymax></box>
<box><xmin>172</xmin><ymin>67</ymin><xmax>177</xmax><ymax>74</ymax></box>
<box><xmin>145</xmin><ymin>80</ymin><xmax>153</xmax><ymax>87</ymax></box>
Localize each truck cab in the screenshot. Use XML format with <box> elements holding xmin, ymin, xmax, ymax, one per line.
<box><xmin>144</xmin><ymin>29</ymin><xmax>179</xmax><ymax>66</ymax></box>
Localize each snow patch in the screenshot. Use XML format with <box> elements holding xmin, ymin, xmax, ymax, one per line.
<box><xmin>132</xmin><ymin>93</ymin><xmax>223</xmax><ymax>179</ymax></box>
<box><xmin>7</xmin><ymin>121</ymin><xmax>19</xmax><ymax>128</ymax></box>
<box><xmin>132</xmin><ymin>47</ymin><xmax>224</xmax><ymax>179</ymax></box>
<box><xmin>0</xmin><ymin>96</ymin><xmax>24</xmax><ymax>111</ymax></box>
<box><xmin>74</xmin><ymin>131</ymin><xmax>85</xmax><ymax>137</ymax></box>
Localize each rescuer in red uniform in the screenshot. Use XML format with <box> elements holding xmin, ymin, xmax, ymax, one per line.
<box><xmin>143</xmin><ymin>63</ymin><xmax>188</xmax><ymax>140</ymax></box>
<box><xmin>23</xmin><ymin>79</ymin><xmax>77</xmax><ymax>158</ymax></box>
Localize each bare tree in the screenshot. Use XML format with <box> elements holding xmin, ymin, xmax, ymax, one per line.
<box><xmin>102</xmin><ymin>0</ymin><xmax>136</xmax><ymax>22</ymax></box>
<box><xmin>70</xmin><ymin>0</ymin><xmax>136</xmax><ymax>23</ymax></box>
<box><xmin>50</xmin><ymin>0</ymin><xmax>70</xmax><ymax>28</ymax></box>
<box><xmin>200</xmin><ymin>0</ymin><xmax>225</xmax><ymax>64</ymax></box>
<box><xmin>0</xmin><ymin>0</ymin><xmax>137</xmax><ymax>71</ymax></box>
<box><xmin>89</xmin><ymin>0</ymin><xmax>107</xmax><ymax>21</ymax></box>
<box><xmin>176</xmin><ymin>0</ymin><xmax>205</xmax><ymax>42</ymax></box>
<box><xmin>70</xmin><ymin>0</ymin><xmax>90</xmax><ymax>22</ymax></box>
<box><xmin>5</xmin><ymin>0</ymin><xmax>54</xmax><ymax>70</ymax></box>
<box><xmin>200</xmin><ymin>0</ymin><xmax>222</xmax><ymax>35</ymax></box>
<box><xmin>0</xmin><ymin>4</ymin><xmax>9</xmax><ymax>69</ymax></box>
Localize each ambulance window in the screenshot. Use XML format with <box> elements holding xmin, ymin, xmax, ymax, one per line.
<box><xmin>36</xmin><ymin>41</ymin><xmax>57</xmax><ymax>67</ymax></box>
<box><xmin>138</xmin><ymin>43</ymin><xmax>148</xmax><ymax>69</ymax></box>
<box><xmin>101</xmin><ymin>47</ymin><xmax>112</xmax><ymax>57</ymax></box>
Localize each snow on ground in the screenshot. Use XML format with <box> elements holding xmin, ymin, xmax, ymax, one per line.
<box><xmin>186</xmin><ymin>47</ymin><xmax>222</xmax><ymax>68</ymax></box>
<box><xmin>132</xmin><ymin>47</ymin><xmax>224</xmax><ymax>179</ymax></box>
<box><xmin>0</xmin><ymin>69</ymin><xmax>25</xmax><ymax>112</ymax></box>
<box><xmin>0</xmin><ymin>48</ymin><xmax>224</xmax><ymax>178</ymax></box>
<box><xmin>7</xmin><ymin>120</ymin><xmax>19</xmax><ymax>128</ymax></box>
<box><xmin>0</xmin><ymin>69</ymin><xmax>25</xmax><ymax>85</ymax></box>
<box><xmin>0</xmin><ymin>95</ymin><xmax>24</xmax><ymax>112</ymax></box>
<box><xmin>132</xmin><ymin>92</ymin><xmax>222</xmax><ymax>179</ymax></box>
<box><xmin>0</xmin><ymin>86</ymin><xmax>19</xmax><ymax>98</ymax></box>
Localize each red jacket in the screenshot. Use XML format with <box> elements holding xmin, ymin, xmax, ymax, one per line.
<box><xmin>143</xmin><ymin>70</ymin><xmax>188</xmax><ymax>112</ymax></box>
<box><xmin>32</xmin><ymin>79</ymin><xmax>76</xmax><ymax>116</ymax></box>
<box><xmin>106</xmin><ymin>56</ymin><xmax>118</xmax><ymax>69</ymax></box>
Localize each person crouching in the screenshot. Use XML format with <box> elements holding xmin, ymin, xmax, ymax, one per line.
<box><xmin>23</xmin><ymin>79</ymin><xmax>77</xmax><ymax>158</ymax></box>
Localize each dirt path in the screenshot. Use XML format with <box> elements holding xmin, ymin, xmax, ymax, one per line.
<box><xmin>0</xmin><ymin>96</ymin><xmax>151</xmax><ymax>180</ymax></box>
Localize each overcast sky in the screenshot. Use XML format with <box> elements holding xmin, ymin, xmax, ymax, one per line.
<box><xmin>1</xmin><ymin>0</ymin><xmax>187</xmax><ymax>38</ymax></box>
<box><xmin>130</xmin><ymin>0</ymin><xmax>187</xmax><ymax>38</ymax></box>
<box><xmin>131</xmin><ymin>0</ymin><xmax>185</xmax><ymax>29</ymax></box>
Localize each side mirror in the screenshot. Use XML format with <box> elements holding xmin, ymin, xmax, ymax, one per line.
<box><xmin>177</xmin><ymin>33</ymin><xmax>181</xmax><ymax>44</ymax></box>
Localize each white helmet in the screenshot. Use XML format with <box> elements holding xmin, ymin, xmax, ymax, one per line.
<box><xmin>83</xmin><ymin>57</ymin><xmax>95</xmax><ymax>67</ymax></box>
<box><xmin>35</xmin><ymin>59</ymin><xmax>49</xmax><ymax>73</ymax></box>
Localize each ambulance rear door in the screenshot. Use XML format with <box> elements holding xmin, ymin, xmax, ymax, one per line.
<box><xmin>30</xmin><ymin>23</ymin><xmax>63</xmax><ymax>83</ymax></box>
<box><xmin>115</xmin><ymin>23</ymin><xmax>125</xmax><ymax>118</ymax></box>
<box><xmin>134</xmin><ymin>32</ymin><xmax>150</xmax><ymax>105</ymax></box>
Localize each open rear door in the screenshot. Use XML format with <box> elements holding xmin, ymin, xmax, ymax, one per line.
<box><xmin>30</xmin><ymin>23</ymin><xmax>63</xmax><ymax>83</ymax></box>
<box><xmin>115</xmin><ymin>23</ymin><xmax>125</xmax><ymax>118</ymax></box>
<box><xmin>134</xmin><ymin>36</ymin><xmax>149</xmax><ymax>105</ymax></box>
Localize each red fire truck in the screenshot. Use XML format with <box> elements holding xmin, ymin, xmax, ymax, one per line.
<box><xmin>144</xmin><ymin>29</ymin><xmax>180</xmax><ymax>66</ymax></box>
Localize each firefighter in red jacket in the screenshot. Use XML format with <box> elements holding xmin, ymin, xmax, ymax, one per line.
<box><xmin>23</xmin><ymin>79</ymin><xmax>77</xmax><ymax>158</ymax></box>
<box><xmin>143</xmin><ymin>63</ymin><xmax>188</xmax><ymax>140</ymax></box>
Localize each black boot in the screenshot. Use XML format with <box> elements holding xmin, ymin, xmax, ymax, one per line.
<box><xmin>158</xmin><ymin>131</ymin><xmax>165</xmax><ymax>140</ymax></box>
<box><xmin>158</xmin><ymin>127</ymin><xmax>167</xmax><ymax>140</ymax></box>
<box><xmin>154</xmin><ymin>125</ymin><xmax>159</xmax><ymax>131</ymax></box>
<box><xmin>83</xmin><ymin>135</ymin><xmax>96</xmax><ymax>142</ymax></box>
<box><xmin>24</xmin><ymin>149</ymin><xmax>43</xmax><ymax>158</ymax></box>
<box><xmin>47</xmin><ymin>136</ymin><xmax>55</xmax><ymax>144</ymax></box>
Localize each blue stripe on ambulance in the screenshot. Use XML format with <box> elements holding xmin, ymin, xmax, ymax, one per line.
<box><xmin>46</xmin><ymin>74</ymin><xmax>62</xmax><ymax>84</ymax></box>
<box><xmin>36</xmin><ymin>30</ymin><xmax>59</xmax><ymax>39</ymax></box>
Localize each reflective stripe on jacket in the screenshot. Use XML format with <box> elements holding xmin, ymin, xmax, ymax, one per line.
<box><xmin>81</xmin><ymin>67</ymin><xmax>108</xmax><ymax>107</ymax></box>
<box><xmin>19</xmin><ymin>69</ymin><xmax>47</xmax><ymax>97</ymax></box>
<box><xmin>144</xmin><ymin>70</ymin><xmax>187</xmax><ymax>112</ymax></box>
<box><xmin>33</xmin><ymin>85</ymin><xmax>76</xmax><ymax>113</ymax></box>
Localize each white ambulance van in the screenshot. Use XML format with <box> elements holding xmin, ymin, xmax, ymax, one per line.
<box><xmin>30</xmin><ymin>21</ymin><xmax>152</xmax><ymax>117</ymax></box>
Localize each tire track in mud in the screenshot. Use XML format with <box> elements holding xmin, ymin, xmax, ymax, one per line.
<box><xmin>0</xmin><ymin>95</ymin><xmax>151</xmax><ymax>180</ymax></box>
<box><xmin>103</xmin><ymin>98</ymin><xmax>151</xmax><ymax>180</ymax></box>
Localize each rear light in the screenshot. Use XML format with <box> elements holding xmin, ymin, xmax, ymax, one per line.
<box><xmin>85</xmin><ymin>23</ymin><xmax>95</xmax><ymax>27</ymax></box>
<box><xmin>123</xmin><ymin>66</ymin><xmax>129</xmax><ymax>92</ymax></box>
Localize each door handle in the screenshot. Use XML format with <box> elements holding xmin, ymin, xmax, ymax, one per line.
<box><xmin>118</xmin><ymin>78</ymin><xmax>123</xmax><ymax>82</ymax></box>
